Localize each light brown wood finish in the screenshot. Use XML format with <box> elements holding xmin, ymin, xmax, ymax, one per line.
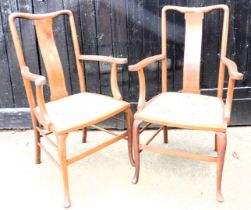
<box><xmin>129</xmin><ymin>5</ymin><xmax>243</xmax><ymax>202</ymax></box>
<box><xmin>34</xmin><ymin>18</ymin><xmax>68</xmax><ymax>101</ymax></box>
<box><xmin>183</xmin><ymin>12</ymin><xmax>203</xmax><ymax>94</ymax></box>
<box><xmin>9</xmin><ymin>10</ymin><xmax>133</xmax><ymax>208</ymax></box>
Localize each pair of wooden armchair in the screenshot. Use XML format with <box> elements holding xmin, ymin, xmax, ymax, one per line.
<box><xmin>9</xmin><ymin>4</ymin><xmax>242</xmax><ymax>208</ymax></box>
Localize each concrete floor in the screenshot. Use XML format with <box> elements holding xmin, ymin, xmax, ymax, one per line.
<box><xmin>0</xmin><ymin>127</ymin><xmax>251</xmax><ymax>210</ymax></box>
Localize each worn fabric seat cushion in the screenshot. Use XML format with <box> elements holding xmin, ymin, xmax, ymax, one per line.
<box><xmin>36</xmin><ymin>92</ymin><xmax>130</xmax><ymax>133</ymax></box>
<box><xmin>135</xmin><ymin>92</ymin><xmax>227</xmax><ymax>131</ymax></box>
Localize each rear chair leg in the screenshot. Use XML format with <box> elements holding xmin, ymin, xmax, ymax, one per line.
<box><xmin>82</xmin><ymin>128</ymin><xmax>87</xmax><ymax>143</ymax></box>
<box><xmin>214</xmin><ymin>133</ymin><xmax>218</xmax><ymax>152</ymax></box>
<box><xmin>132</xmin><ymin>120</ymin><xmax>142</xmax><ymax>184</ymax></box>
<box><xmin>32</xmin><ymin>117</ymin><xmax>41</xmax><ymax>164</ymax></box>
<box><xmin>126</xmin><ymin>109</ymin><xmax>135</xmax><ymax>167</ymax></box>
<box><xmin>57</xmin><ymin>134</ymin><xmax>71</xmax><ymax>208</ymax></box>
<box><xmin>163</xmin><ymin>126</ymin><xmax>168</xmax><ymax>144</ymax></box>
<box><xmin>216</xmin><ymin>132</ymin><xmax>227</xmax><ymax>203</ymax></box>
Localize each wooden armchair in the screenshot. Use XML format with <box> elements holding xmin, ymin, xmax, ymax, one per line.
<box><xmin>129</xmin><ymin>5</ymin><xmax>243</xmax><ymax>202</ymax></box>
<box><xmin>9</xmin><ymin>10</ymin><xmax>134</xmax><ymax>208</ymax></box>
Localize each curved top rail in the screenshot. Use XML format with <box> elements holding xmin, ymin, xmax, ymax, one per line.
<box><xmin>162</xmin><ymin>4</ymin><xmax>228</xmax><ymax>14</ymax></box>
<box><xmin>9</xmin><ymin>9</ymin><xmax>72</xmax><ymax>22</ymax></box>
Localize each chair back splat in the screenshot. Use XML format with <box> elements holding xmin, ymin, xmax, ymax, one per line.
<box><xmin>161</xmin><ymin>5</ymin><xmax>229</xmax><ymax>96</ymax></box>
<box><xmin>34</xmin><ymin>18</ymin><xmax>68</xmax><ymax>100</ymax></box>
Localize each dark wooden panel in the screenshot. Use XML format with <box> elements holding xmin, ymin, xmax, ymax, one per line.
<box><xmin>95</xmin><ymin>0</ymin><xmax>117</xmax><ymax>128</ymax></box>
<box><xmin>127</xmin><ymin>0</ymin><xmax>144</xmax><ymax>102</ymax></box>
<box><xmin>232</xmin><ymin>0</ymin><xmax>250</xmax><ymax>87</ymax></box>
<box><xmin>0</xmin><ymin>0</ymin><xmax>27</xmax><ymax>107</ymax></box>
<box><xmin>231</xmin><ymin>99</ymin><xmax>251</xmax><ymax>125</ymax></box>
<box><xmin>143</xmin><ymin>0</ymin><xmax>161</xmax><ymax>100</ymax></box>
<box><xmin>111</xmin><ymin>0</ymin><xmax>128</xmax><ymax>99</ymax></box>
<box><xmin>0</xmin><ymin>3</ymin><xmax>14</xmax><ymax>108</ymax></box>
<box><xmin>111</xmin><ymin>0</ymin><xmax>128</xmax><ymax>129</ymax></box>
<box><xmin>17</xmin><ymin>0</ymin><xmax>40</xmax><ymax>76</ymax></box>
<box><xmin>0</xmin><ymin>108</ymin><xmax>31</xmax><ymax>129</ymax></box>
<box><xmin>95</xmin><ymin>0</ymin><xmax>113</xmax><ymax>97</ymax></box>
<box><xmin>79</xmin><ymin>0</ymin><xmax>100</xmax><ymax>94</ymax></box>
<box><xmin>201</xmin><ymin>0</ymin><xmax>221</xmax><ymax>91</ymax></box>
<box><xmin>63</xmin><ymin>0</ymin><xmax>82</xmax><ymax>94</ymax></box>
<box><xmin>171</xmin><ymin>0</ymin><xmax>185</xmax><ymax>92</ymax></box>
<box><xmin>242</xmin><ymin>1</ymin><xmax>251</xmax><ymax>88</ymax></box>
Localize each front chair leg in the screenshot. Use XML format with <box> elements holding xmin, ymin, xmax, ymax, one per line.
<box><xmin>82</xmin><ymin>128</ymin><xmax>87</xmax><ymax>143</ymax></box>
<box><xmin>57</xmin><ymin>134</ymin><xmax>71</xmax><ymax>208</ymax></box>
<box><xmin>163</xmin><ymin>126</ymin><xmax>168</xmax><ymax>144</ymax></box>
<box><xmin>126</xmin><ymin>109</ymin><xmax>135</xmax><ymax>167</ymax></box>
<box><xmin>31</xmin><ymin>115</ymin><xmax>41</xmax><ymax>164</ymax></box>
<box><xmin>216</xmin><ymin>132</ymin><xmax>227</xmax><ymax>203</ymax></box>
<box><xmin>132</xmin><ymin>120</ymin><xmax>142</xmax><ymax>184</ymax></box>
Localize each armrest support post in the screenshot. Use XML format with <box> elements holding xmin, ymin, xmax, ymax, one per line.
<box><xmin>79</xmin><ymin>55</ymin><xmax>127</xmax><ymax>100</ymax></box>
<box><xmin>220</xmin><ymin>57</ymin><xmax>243</xmax><ymax>123</ymax></box>
<box><xmin>21</xmin><ymin>66</ymin><xmax>53</xmax><ymax>130</ymax></box>
<box><xmin>137</xmin><ymin>69</ymin><xmax>146</xmax><ymax>110</ymax></box>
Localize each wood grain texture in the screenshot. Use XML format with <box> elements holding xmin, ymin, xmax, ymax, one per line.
<box><xmin>127</xmin><ymin>0</ymin><xmax>144</xmax><ymax>102</ymax></box>
<box><xmin>183</xmin><ymin>12</ymin><xmax>204</xmax><ymax>94</ymax></box>
<box><xmin>34</xmin><ymin>18</ymin><xmax>68</xmax><ymax>101</ymax></box>
<box><xmin>95</xmin><ymin>0</ymin><xmax>113</xmax><ymax>97</ymax></box>
<box><xmin>1</xmin><ymin>0</ymin><xmax>27</xmax><ymax>107</ymax></box>
<box><xmin>63</xmin><ymin>0</ymin><xmax>82</xmax><ymax>94</ymax></box>
<box><xmin>0</xmin><ymin>3</ymin><xmax>13</xmax><ymax>108</ymax></box>
<box><xmin>201</xmin><ymin>0</ymin><xmax>221</xmax><ymax>90</ymax></box>
<box><xmin>79</xmin><ymin>0</ymin><xmax>100</xmax><ymax>94</ymax></box>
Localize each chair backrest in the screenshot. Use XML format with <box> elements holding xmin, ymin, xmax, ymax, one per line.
<box><xmin>161</xmin><ymin>5</ymin><xmax>229</xmax><ymax>97</ymax></box>
<box><xmin>9</xmin><ymin>10</ymin><xmax>86</xmax><ymax>108</ymax></box>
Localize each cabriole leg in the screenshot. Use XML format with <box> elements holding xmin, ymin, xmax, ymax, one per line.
<box><xmin>132</xmin><ymin>120</ymin><xmax>142</xmax><ymax>184</ymax></box>
<box><xmin>57</xmin><ymin>134</ymin><xmax>71</xmax><ymax>208</ymax></box>
<box><xmin>216</xmin><ymin>132</ymin><xmax>227</xmax><ymax>203</ymax></box>
<box><xmin>126</xmin><ymin>109</ymin><xmax>135</xmax><ymax>167</ymax></box>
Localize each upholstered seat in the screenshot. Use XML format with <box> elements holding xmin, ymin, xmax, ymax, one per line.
<box><xmin>135</xmin><ymin>92</ymin><xmax>226</xmax><ymax>131</ymax></box>
<box><xmin>37</xmin><ymin>92</ymin><xmax>130</xmax><ymax>133</ymax></box>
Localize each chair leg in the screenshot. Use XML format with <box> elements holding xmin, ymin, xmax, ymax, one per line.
<box><xmin>57</xmin><ymin>134</ymin><xmax>71</xmax><ymax>208</ymax></box>
<box><xmin>82</xmin><ymin>128</ymin><xmax>87</xmax><ymax>143</ymax></box>
<box><xmin>132</xmin><ymin>120</ymin><xmax>142</xmax><ymax>184</ymax></box>
<box><xmin>163</xmin><ymin>126</ymin><xmax>168</xmax><ymax>144</ymax></box>
<box><xmin>32</xmin><ymin>116</ymin><xmax>41</xmax><ymax>164</ymax></box>
<box><xmin>126</xmin><ymin>109</ymin><xmax>135</xmax><ymax>167</ymax></box>
<box><xmin>216</xmin><ymin>132</ymin><xmax>227</xmax><ymax>203</ymax></box>
<box><xmin>214</xmin><ymin>133</ymin><xmax>218</xmax><ymax>152</ymax></box>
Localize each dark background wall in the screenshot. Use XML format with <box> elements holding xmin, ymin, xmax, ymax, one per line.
<box><xmin>0</xmin><ymin>0</ymin><xmax>251</xmax><ymax>128</ymax></box>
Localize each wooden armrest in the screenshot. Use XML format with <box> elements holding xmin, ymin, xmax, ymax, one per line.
<box><xmin>221</xmin><ymin>57</ymin><xmax>243</xmax><ymax>80</ymax></box>
<box><xmin>21</xmin><ymin>66</ymin><xmax>46</xmax><ymax>86</ymax></box>
<box><xmin>79</xmin><ymin>55</ymin><xmax>127</xmax><ymax>64</ymax></box>
<box><xmin>128</xmin><ymin>54</ymin><xmax>165</xmax><ymax>71</ymax></box>
<box><xmin>79</xmin><ymin>55</ymin><xmax>126</xmax><ymax>100</ymax></box>
<box><xmin>221</xmin><ymin>57</ymin><xmax>243</xmax><ymax>124</ymax></box>
<box><xmin>21</xmin><ymin>67</ymin><xmax>53</xmax><ymax>129</ymax></box>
